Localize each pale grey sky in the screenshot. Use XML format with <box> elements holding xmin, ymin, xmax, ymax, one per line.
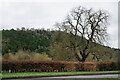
<box><xmin>0</xmin><ymin>1</ymin><xmax>118</xmax><ymax>48</ymax></box>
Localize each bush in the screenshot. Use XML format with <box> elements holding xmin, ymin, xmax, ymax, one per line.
<box><xmin>110</xmin><ymin>62</ymin><xmax>118</xmax><ymax>70</ymax></box>
<box><xmin>3</xmin><ymin>53</ymin><xmax>16</xmax><ymax>60</ymax></box>
<box><xmin>3</xmin><ymin>50</ymin><xmax>52</xmax><ymax>61</ymax></box>
<box><xmin>98</xmin><ymin>62</ymin><xmax>119</xmax><ymax>71</ymax></box>
<box><xmin>83</xmin><ymin>62</ymin><xmax>97</xmax><ymax>71</ymax></box>
<box><xmin>2</xmin><ymin>60</ymin><xmax>119</xmax><ymax>72</ymax></box>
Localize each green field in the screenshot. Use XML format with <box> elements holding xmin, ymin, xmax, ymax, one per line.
<box><xmin>1</xmin><ymin>71</ymin><xmax>119</xmax><ymax>78</ymax></box>
<box><xmin>63</xmin><ymin>78</ymin><xmax>120</xmax><ymax>80</ymax></box>
<box><xmin>48</xmin><ymin>78</ymin><xmax>120</xmax><ymax>80</ymax></box>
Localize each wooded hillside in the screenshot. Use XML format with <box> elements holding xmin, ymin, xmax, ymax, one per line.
<box><xmin>2</xmin><ymin>28</ymin><xmax>119</xmax><ymax>62</ymax></box>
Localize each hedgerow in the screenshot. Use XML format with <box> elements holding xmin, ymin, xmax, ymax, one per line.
<box><xmin>2</xmin><ymin>60</ymin><xmax>119</xmax><ymax>72</ymax></box>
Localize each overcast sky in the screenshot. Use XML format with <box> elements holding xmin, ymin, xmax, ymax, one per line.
<box><xmin>0</xmin><ymin>0</ymin><xmax>118</xmax><ymax>48</ymax></box>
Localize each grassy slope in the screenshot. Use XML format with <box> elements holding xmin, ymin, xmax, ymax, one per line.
<box><xmin>1</xmin><ymin>71</ymin><xmax>119</xmax><ymax>78</ymax></box>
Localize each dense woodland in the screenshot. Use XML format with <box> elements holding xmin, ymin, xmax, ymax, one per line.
<box><xmin>2</xmin><ymin>28</ymin><xmax>119</xmax><ymax>62</ymax></box>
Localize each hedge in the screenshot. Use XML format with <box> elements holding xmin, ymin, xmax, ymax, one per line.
<box><xmin>98</xmin><ymin>62</ymin><xmax>119</xmax><ymax>71</ymax></box>
<box><xmin>1</xmin><ymin>60</ymin><xmax>119</xmax><ymax>72</ymax></box>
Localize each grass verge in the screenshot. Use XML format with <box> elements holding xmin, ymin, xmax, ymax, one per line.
<box><xmin>51</xmin><ymin>78</ymin><xmax>120</xmax><ymax>80</ymax></box>
<box><xmin>1</xmin><ymin>71</ymin><xmax>119</xmax><ymax>78</ymax></box>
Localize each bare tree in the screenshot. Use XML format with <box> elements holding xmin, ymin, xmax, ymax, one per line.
<box><xmin>55</xmin><ymin>6</ymin><xmax>109</xmax><ymax>62</ymax></box>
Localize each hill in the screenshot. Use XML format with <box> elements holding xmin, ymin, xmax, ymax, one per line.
<box><xmin>2</xmin><ymin>28</ymin><xmax>119</xmax><ymax>62</ymax></box>
<box><xmin>2</xmin><ymin>29</ymin><xmax>51</xmax><ymax>55</ymax></box>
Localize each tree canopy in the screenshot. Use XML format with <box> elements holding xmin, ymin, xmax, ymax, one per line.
<box><xmin>54</xmin><ymin>6</ymin><xmax>109</xmax><ymax>62</ymax></box>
